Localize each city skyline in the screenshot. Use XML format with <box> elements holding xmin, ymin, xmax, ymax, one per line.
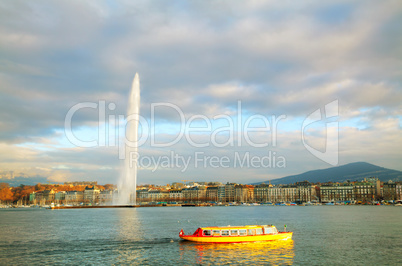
<box><xmin>1</xmin><ymin>1</ymin><xmax>401</xmax><ymax>186</ymax></box>
<box><xmin>3</xmin><ymin>177</ymin><xmax>401</xmax><ymax>206</ymax></box>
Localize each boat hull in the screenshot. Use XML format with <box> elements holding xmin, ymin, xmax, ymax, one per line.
<box><xmin>180</xmin><ymin>232</ymin><xmax>293</xmax><ymax>243</ymax></box>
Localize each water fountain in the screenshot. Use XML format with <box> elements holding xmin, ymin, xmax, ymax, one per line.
<box><xmin>117</xmin><ymin>73</ymin><xmax>140</xmax><ymax>205</ymax></box>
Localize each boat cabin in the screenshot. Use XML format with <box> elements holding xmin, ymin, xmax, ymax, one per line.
<box><xmin>191</xmin><ymin>225</ymin><xmax>278</xmax><ymax>237</ymax></box>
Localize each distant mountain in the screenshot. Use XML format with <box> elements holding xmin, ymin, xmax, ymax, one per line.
<box><xmin>0</xmin><ymin>176</ymin><xmax>56</xmax><ymax>187</ymax></box>
<box><xmin>255</xmin><ymin>162</ymin><xmax>402</xmax><ymax>185</ymax></box>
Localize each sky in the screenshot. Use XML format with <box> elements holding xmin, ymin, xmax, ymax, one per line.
<box><xmin>0</xmin><ymin>0</ymin><xmax>401</xmax><ymax>185</ymax></box>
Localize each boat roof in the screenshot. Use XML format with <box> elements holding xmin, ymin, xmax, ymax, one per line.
<box><xmin>200</xmin><ymin>225</ymin><xmax>276</xmax><ymax>230</ymax></box>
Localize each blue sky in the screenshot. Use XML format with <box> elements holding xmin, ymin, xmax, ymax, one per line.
<box><xmin>0</xmin><ymin>1</ymin><xmax>401</xmax><ymax>185</ymax></box>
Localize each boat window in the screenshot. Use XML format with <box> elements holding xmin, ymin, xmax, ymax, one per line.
<box><xmin>203</xmin><ymin>230</ymin><xmax>211</xmax><ymax>236</ymax></box>
<box><xmin>221</xmin><ymin>230</ymin><xmax>230</xmax><ymax>236</ymax></box>
<box><xmin>256</xmin><ymin>228</ymin><xmax>263</xmax><ymax>235</ymax></box>
<box><xmin>247</xmin><ymin>229</ymin><xmax>256</xmax><ymax>236</ymax></box>
<box><xmin>264</xmin><ymin>227</ymin><xmax>274</xmax><ymax>234</ymax></box>
<box><xmin>230</xmin><ymin>230</ymin><xmax>238</xmax><ymax>236</ymax></box>
<box><xmin>239</xmin><ymin>229</ymin><xmax>247</xmax><ymax>236</ymax></box>
<box><xmin>212</xmin><ymin>230</ymin><xmax>221</xmax><ymax>236</ymax></box>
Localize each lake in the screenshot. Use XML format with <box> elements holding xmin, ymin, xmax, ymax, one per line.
<box><xmin>0</xmin><ymin>206</ymin><xmax>401</xmax><ymax>265</ymax></box>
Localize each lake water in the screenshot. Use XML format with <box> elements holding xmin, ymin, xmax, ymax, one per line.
<box><xmin>0</xmin><ymin>206</ymin><xmax>401</xmax><ymax>265</ymax></box>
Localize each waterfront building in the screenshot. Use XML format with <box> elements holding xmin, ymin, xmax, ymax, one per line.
<box><xmin>84</xmin><ymin>186</ymin><xmax>100</xmax><ymax>203</ymax></box>
<box><xmin>55</xmin><ymin>191</ymin><xmax>66</xmax><ymax>202</ymax></box>
<box><xmin>197</xmin><ymin>186</ymin><xmax>207</xmax><ymax>201</ymax></box>
<box><xmin>254</xmin><ymin>184</ymin><xmax>271</xmax><ymax>202</ymax></box>
<box><xmin>281</xmin><ymin>185</ymin><xmax>297</xmax><ymax>202</ymax></box>
<box><xmin>182</xmin><ymin>187</ymin><xmax>206</xmax><ymax>202</ymax></box>
<box><xmin>147</xmin><ymin>190</ymin><xmax>159</xmax><ymax>201</ymax></box>
<box><xmin>267</xmin><ymin>186</ymin><xmax>282</xmax><ymax>203</ymax></box>
<box><xmin>217</xmin><ymin>185</ymin><xmax>225</xmax><ymax>202</ymax></box>
<box><xmin>319</xmin><ymin>184</ymin><xmax>354</xmax><ymax>202</ymax></box>
<box><xmin>234</xmin><ymin>185</ymin><xmax>254</xmax><ymax>202</ymax></box>
<box><xmin>99</xmin><ymin>190</ymin><xmax>114</xmax><ymax>204</ymax></box>
<box><xmin>65</xmin><ymin>191</ymin><xmax>84</xmax><ymax>203</ymax></box>
<box><xmin>43</xmin><ymin>189</ymin><xmax>55</xmax><ymax>201</ymax></box>
<box><xmin>246</xmin><ymin>185</ymin><xmax>254</xmax><ymax>202</ymax></box>
<box><xmin>254</xmin><ymin>184</ymin><xmax>297</xmax><ymax>203</ymax></box>
<box><xmin>382</xmin><ymin>182</ymin><xmax>397</xmax><ymax>201</ymax></box>
<box><xmin>169</xmin><ymin>189</ymin><xmax>183</xmax><ymax>200</ymax></box>
<box><xmin>224</xmin><ymin>183</ymin><xmax>236</xmax><ymax>202</ymax></box>
<box><xmin>234</xmin><ymin>185</ymin><xmax>248</xmax><ymax>202</ymax></box>
<box><xmin>353</xmin><ymin>181</ymin><xmax>376</xmax><ymax>202</ymax></box>
<box><xmin>35</xmin><ymin>191</ymin><xmax>44</xmax><ymax>203</ymax></box>
<box><xmin>29</xmin><ymin>192</ymin><xmax>36</xmax><ymax>203</ymax></box>
<box><xmin>148</xmin><ymin>189</ymin><xmax>169</xmax><ymax>202</ymax></box>
<box><xmin>20</xmin><ymin>178</ymin><xmax>402</xmax><ymax>206</ymax></box>
<box><xmin>206</xmin><ymin>186</ymin><xmax>218</xmax><ymax>202</ymax></box>
<box><xmin>181</xmin><ymin>188</ymin><xmax>191</xmax><ymax>201</ymax></box>
<box><xmin>137</xmin><ymin>189</ymin><xmax>149</xmax><ymax>201</ymax></box>
<box><xmin>396</xmin><ymin>182</ymin><xmax>402</xmax><ymax>201</ymax></box>
<box><xmin>364</xmin><ymin>177</ymin><xmax>381</xmax><ymax>199</ymax></box>
<box><xmin>295</xmin><ymin>181</ymin><xmax>314</xmax><ymax>203</ymax></box>
<box><xmin>312</xmin><ymin>186</ymin><xmax>320</xmax><ymax>202</ymax></box>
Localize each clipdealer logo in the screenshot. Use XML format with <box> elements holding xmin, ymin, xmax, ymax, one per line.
<box><xmin>302</xmin><ymin>100</ymin><xmax>339</xmax><ymax>166</ymax></box>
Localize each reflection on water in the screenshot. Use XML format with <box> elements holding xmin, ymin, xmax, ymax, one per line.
<box><xmin>179</xmin><ymin>240</ymin><xmax>295</xmax><ymax>265</ymax></box>
<box><xmin>114</xmin><ymin>209</ymin><xmax>145</xmax><ymax>264</ymax></box>
<box><xmin>116</xmin><ymin>209</ymin><xmax>143</xmax><ymax>240</ymax></box>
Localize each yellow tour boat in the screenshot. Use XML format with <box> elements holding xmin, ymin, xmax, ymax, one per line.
<box><xmin>179</xmin><ymin>224</ymin><xmax>292</xmax><ymax>243</ymax></box>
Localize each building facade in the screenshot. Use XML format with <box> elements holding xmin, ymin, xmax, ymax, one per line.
<box><xmin>83</xmin><ymin>186</ymin><xmax>100</xmax><ymax>203</ymax></box>
<box><xmin>65</xmin><ymin>191</ymin><xmax>84</xmax><ymax>203</ymax></box>
<box><xmin>224</xmin><ymin>183</ymin><xmax>236</xmax><ymax>202</ymax></box>
<box><xmin>169</xmin><ymin>189</ymin><xmax>183</xmax><ymax>201</ymax></box>
<box><xmin>320</xmin><ymin>184</ymin><xmax>354</xmax><ymax>202</ymax></box>
<box><xmin>382</xmin><ymin>182</ymin><xmax>397</xmax><ymax>201</ymax></box>
<box><xmin>354</xmin><ymin>182</ymin><xmax>376</xmax><ymax>202</ymax></box>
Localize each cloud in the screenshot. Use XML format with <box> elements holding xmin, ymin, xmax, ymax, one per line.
<box><xmin>0</xmin><ymin>1</ymin><xmax>401</xmax><ymax>184</ymax></box>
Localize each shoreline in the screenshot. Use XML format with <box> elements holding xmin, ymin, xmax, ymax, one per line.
<box><xmin>49</xmin><ymin>204</ymin><xmax>165</xmax><ymax>209</ymax></box>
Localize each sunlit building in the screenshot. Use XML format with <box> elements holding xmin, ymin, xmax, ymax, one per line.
<box><xmin>224</xmin><ymin>183</ymin><xmax>236</xmax><ymax>202</ymax></box>
<box><xmin>182</xmin><ymin>187</ymin><xmax>206</xmax><ymax>202</ymax></box>
<box><xmin>55</xmin><ymin>191</ymin><xmax>66</xmax><ymax>202</ymax></box>
<box><xmin>84</xmin><ymin>186</ymin><xmax>100</xmax><ymax>203</ymax></box>
<box><xmin>65</xmin><ymin>191</ymin><xmax>84</xmax><ymax>203</ymax></box>
<box><xmin>234</xmin><ymin>185</ymin><xmax>250</xmax><ymax>202</ymax></box>
<box><xmin>43</xmin><ymin>189</ymin><xmax>55</xmax><ymax>202</ymax></box>
<box><xmin>169</xmin><ymin>189</ymin><xmax>183</xmax><ymax>200</ymax></box>
<box><xmin>206</xmin><ymin>186</ymin><xmax>218</xmax><ymax>202</ymax></box>
<box><xmin>99</xmin><ymin>190</ymin><xmax>114</xmax><ymax>204</ymax></box>
<box><xmin>148</xmin><ymin>190</ymin><xmax>169</xmax><ymax>202</ymax></box>
<box><xmin>254</xmin><ymin>184</ymin><xmax>271</xmax><ymax>202</ymax></box>
<box><xmin>295</xmin><ymin>181</ymin><xmax>315</xmax><ymax>203</ymax></box>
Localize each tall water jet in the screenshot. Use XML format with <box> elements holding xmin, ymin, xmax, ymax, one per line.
<box><xmin>117</xmin><ymin>73</ymin><xmax>140</xmax><ymax>205</ymax></box>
